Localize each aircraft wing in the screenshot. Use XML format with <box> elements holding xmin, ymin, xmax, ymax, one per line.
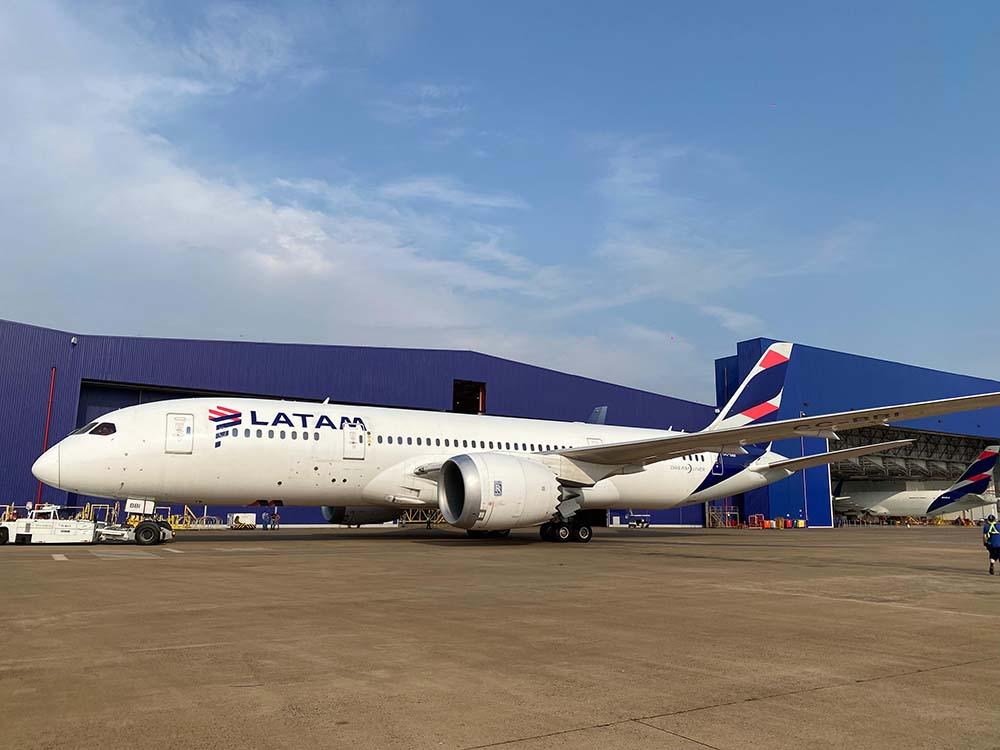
<box><xmin>555</xmin><ymin>391</ymin><xmax>1000</xmax><ymax>467</ymax></box>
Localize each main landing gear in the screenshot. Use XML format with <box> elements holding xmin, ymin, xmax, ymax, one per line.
<box><xmin>539</xmin><ymin>521</ymin><xmax>592</xmax><ymax>543</ymax></box>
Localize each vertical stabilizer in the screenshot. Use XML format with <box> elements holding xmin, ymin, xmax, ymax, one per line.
<box><xmin>708</xmin><ymin>343</ymin><xmax>793</xmax><ymax>432</ymax></box>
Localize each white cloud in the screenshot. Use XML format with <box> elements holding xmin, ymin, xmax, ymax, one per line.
<box><xmin>380</xmin><ymin>176</ymin><xmax>528</xmax><ymax>209</ymax></box>
<box><xmin>371</xmin><ymin>82</ymin><xmax>470</xmax><ymax>123</ymax></box>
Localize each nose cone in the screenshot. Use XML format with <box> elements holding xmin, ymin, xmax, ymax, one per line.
<box><xmin>32</xmin><ymin>444</ymin><xmax>60</xmax><ymax>488</ymax></box>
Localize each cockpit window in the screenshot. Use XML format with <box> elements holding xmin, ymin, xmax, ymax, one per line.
<box><xmin>70</xmin><ymin>422</ymin><xmax>98</xmax><ymax>436</ymax></box>
<box><xmin>90</xmin><ymin>422</ymin><xmax>117</xmax><ymax>436</ymax></box>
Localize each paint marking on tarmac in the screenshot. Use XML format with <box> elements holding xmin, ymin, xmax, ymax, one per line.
<box><xmin>212</xmin><ymin>546</ymin><xmax>273</xmax><ymax>552</ymax></box>
<box><xmin>162</xmin><ymin>548</ymin><xmax>183</xmax><ymax>553</ymax></box>
<box><xmin>51</xmin><ymin>554</ymin><xmax>67</xmax><ymax>561</ymax></box>
<box><xmin>710</xmin><ymin>583</ymin><xmax>1000</xmax><ymax>619</ymax></box>
<box><xmin>89</xmin><ymin>549</ymin><xmax>158</xmax><ymax>559</ymax></box>
<box><xmin>129</xmin><ymin>642</ymin><xmax>222</xmax><ymax>654</ymax></box>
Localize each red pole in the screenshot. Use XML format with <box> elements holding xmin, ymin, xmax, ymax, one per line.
<box><xmin>36</xmin><ymin>367</ymin><xmax>57</xmax><ymax>504</ymax></box>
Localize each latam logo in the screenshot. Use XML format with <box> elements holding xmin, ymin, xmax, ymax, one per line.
<box><xmin>210</xmin><ymin>406</ymin><xmax>243</xmax><ymax>448</ymax></box>
<box><xmin>209</xmin><ymin>406</ymin><xmax>368</xmax><ymax>448</ymax></box>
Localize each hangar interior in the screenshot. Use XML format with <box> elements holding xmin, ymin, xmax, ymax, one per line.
<box><xmin>4</xmin><ymin>319</ymin><xmax>999</xmax><ymax>528</ymax></box>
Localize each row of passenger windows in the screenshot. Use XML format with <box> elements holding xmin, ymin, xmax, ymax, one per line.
<box><xmin>226</xmin><ymin>427</ymin><xmax>708</xmax><ymax>463</ymax></box>
<box><xmin>231</xmin><ymin>428</ymin><xmax>321</xmax><ymax>441</ymax></box>
<box><xmin>375</xmin><ymin>435</ymin><xmax>571</xmax><ymax>452</ymax></box>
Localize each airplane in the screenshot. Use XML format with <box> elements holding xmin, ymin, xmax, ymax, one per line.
<box><xmin>29</xmin><ymin>342</ymin><xmax>1000</xmax><ymax>544</ymax></box>
<box><xmin>833</xmin><ymin>446</ymin><xmax>999</xmax><ymax>518</ymax></box>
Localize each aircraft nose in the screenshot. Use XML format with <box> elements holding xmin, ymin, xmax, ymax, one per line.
<box><xmin>32</xmin><ymin>444</ymin><xmax>60</xmax><ymax>487</ymax></box>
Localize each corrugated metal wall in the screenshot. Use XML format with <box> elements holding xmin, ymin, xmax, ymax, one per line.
<box><xmin>1</xmin><ymin>319</ymin><xmax>715</xmax><ymax>525</ymax></box>
<box><xmin>716</xmin><ymin>338</ymin><xmax>1000</xmax><ymax>526</ymax></box>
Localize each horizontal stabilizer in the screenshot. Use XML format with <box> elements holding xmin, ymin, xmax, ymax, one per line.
<box><xmin>755</xmin><ymin>439</ymin><xmax>914</xmax><ymax>474</ymax></box>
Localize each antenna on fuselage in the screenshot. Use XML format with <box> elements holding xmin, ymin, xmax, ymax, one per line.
<box><xmin>322</xmin><ymin>398</ymin><xmax>330</xmax><ymax>404</ymax></box>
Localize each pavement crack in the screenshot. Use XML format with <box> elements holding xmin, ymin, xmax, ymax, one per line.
<box><xmin>633</xmin><ymin>719</ymin><xmax>723</xmax><ymax>749</ymax></box>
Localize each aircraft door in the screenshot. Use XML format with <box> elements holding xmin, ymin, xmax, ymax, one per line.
<box><xmin>713</xmin><ymin>453</ymin><xmax>724</xmax><ymax>476</ymax></box>
<box><xmin>165</xmin><ymin>413</ymin><xmax>195</xmax><ymax>454</ymax></box>
<box><xmin>343</xmin><ymin>424</ymin><xmax>366</xmax><ymax>460</ymax></box>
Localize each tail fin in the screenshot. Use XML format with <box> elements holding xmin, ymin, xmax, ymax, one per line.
<box><xmin>926</xmin><ymin>445</ymin><xmax>1000</xmax><ymax>514</ymax></box>
<box><xmin>708</xmin><ymin>342</ymin><xmax>793</xmax><ymax>432</ymax></box>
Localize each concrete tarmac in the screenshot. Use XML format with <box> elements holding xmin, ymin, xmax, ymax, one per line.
<box><xmin>1</xmin><ymin>525</ymin><xmax>998</xmax><ymax>749</ymax></box>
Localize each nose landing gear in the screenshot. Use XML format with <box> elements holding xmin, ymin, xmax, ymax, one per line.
<box><xmin>539</xmin><ymin>521</ymin><xmax>592</xmax><ymax>543</ymax></box>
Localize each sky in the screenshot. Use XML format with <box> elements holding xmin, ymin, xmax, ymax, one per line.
<box><xmin>2</xmin><ymin>1</ymin><xmax>999</xmax><ymax>402</ymax></box>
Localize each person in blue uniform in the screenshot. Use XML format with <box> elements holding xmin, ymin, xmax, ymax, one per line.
<box><xmin>983</xmin><ymin>514</ymin><xmax>1000</xmax><ymax>575</ymax></box>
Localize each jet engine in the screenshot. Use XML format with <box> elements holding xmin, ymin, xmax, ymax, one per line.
<box><xmin>438</xmin><ymin>453</ymin><xmax>559</xmax><ymax>531</ymax></box>
<box><xmin>321</xmin><ymin>506</ymin><xmax>403</xmax><ymax>526</ymax></box>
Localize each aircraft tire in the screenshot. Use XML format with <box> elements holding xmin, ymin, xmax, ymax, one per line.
<box><xmin>490</xmin><ymin>530</ymin><xmax>511</xmax><ymax>538</ymax></box>
<box><xmin>539</xmin><ymin>523</ymin><xmax>553</xmax><ymax>541</ymax></box>
<box><xmin>0</xmin><ymin>527</ymin><xmax>7</xmax><ymax>545</ymax></box>
<box><xmin>571</xmin><ymin>524</ymin><xmax>592</xmax><ymax>543</ymax></box>
<box><xmin>553</xmin><ymin>523</ymin><xmax>572</xmax><ymax>543</ymax></box>
<box><xmin>466</xmin><ymin>529</ymin><xmax>487</xmax><ymax>538</ymax></box>
<box><xmin>134</xmin><ymin>521</ymin><xmax>162</xmax><ymax>546</ymax></box>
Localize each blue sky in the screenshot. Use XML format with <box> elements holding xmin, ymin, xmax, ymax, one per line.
<box><xmin>2</xmin><ymin>1</ymin><xmax>998</xmax><ymax>401</ymax></box>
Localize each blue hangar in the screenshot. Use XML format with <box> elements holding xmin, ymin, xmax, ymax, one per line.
<box><xmin>3</xmin><ymin>319</ymin><xmax>1000</xmax><ymax>527</ymax></box>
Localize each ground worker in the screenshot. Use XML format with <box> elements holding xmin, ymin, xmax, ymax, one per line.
<box><xmin>983</xmin><ymin>514</ymin><xmax>1000</xmax><ymax>575</ymax></box>
<box><xmin>261</xmin><ymin>509</ymin><xmax>270</xmax><ymax>531</ymax></box>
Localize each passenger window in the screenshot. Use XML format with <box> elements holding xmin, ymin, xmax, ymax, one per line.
<box><xmin>303</xmin><ymin>431</ymin><xmax>309</xmax><ymax>441</ymax></box>
<box><xmin>387</xmin><ymin>436</ymin><xmax>393</xmax><ymax>444</ymax></box>
<box><xmin>232</xmin><ymin>428</ymin><xmax>238</xmax><ymax>437</ymax></box>
<box><xmin>398</xmin><ymin>436</ymin><xmax>403</xmax><ymax>444</ymax></box>
<box><xmin>505</xmin><ymin>442</ymin><xmax>510</xmax><ymax>450</ymax></box>
<box><xmin>435</xmin><ymin>438</ymin><xmax>441</xmax><ymax>446</ymax></box>
<box><xmin>70</xmin><ymin>422</ymin><xmax>98</xmax><ymax>436</ymax></box>
<box><xmin>416</xmin><ymin>437</ymin><xmax>422</xmax><ymax>446</ymax></box>
<box><xmin>313</xmin><ymin>432</ymin><xmax>319</xmax><ymax>441</ymax></box>
<box><xmin>244</xmin><ymin>429</ymin><xmax>250</xmax><ymax>438</ymax></box>
<box><xmin>377</xmin><ymin>435</ymin><xmax>383</xmax><ymax>444</ymax></box>
<box><xmin>91</xmin><ymin>422</ymin><xmax>116</xmax><ymax>436</ymax></box>
<box><xmin>462</xmin><ymin>440</ymin><xmax>468</xmax><ymax>448</ymax></box>
<box><xmin>444</xmin><ymin>439</ymin><xmax>450</xmax><ymax>447</ymax></box>
<box><xmin>407</xmin><ymin>437</ymin><xmax>413</xmax><ymax>445</ymax></box>
<box><xmin>530</xmin><ymin>443</ymin><xmax>535</xmax><ymax>451</ymax></box>
<box><xmin>489</xmin><ymin>441</ymin><xmax>494</xmax><ymax>449</ymax></box>
<box><xmin>268</xmin><ymin>430</ymin><xmax>275</xmax><ymax>439</ymax></box>
<box><xmin>257</xmin><ymin>429</ymin><xmax>263</xmax><ymax>438</ymax></box>
<box><xmin>280</xmin><ymin>431</ymin><xmax>286</xmax><ymax>439</ymax></box>
<box><xmin>479</xmin><ymin>441</ymin><xmax>485</xmax><ymax>449</ymax></box>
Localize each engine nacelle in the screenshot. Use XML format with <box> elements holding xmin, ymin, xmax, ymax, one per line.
<box><xmin>321</xmin><ymin>506</ymin><xmax>402</xmax><ymax>526</ymax></box>
<box><xmin>438</xmin><ymin>453</ymin><xmax>559</xmax><ymax>530</ymax></box>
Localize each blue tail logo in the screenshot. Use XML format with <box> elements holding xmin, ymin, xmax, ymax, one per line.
<box><xmin>709</xmin><ymin>343</ymin><xmax>792</xmax><ymax>432</ymax></box>
<box><xmin>926</xmin><ymin>446</ymin><xmax>999</xmax><ymax>514</ymax></box>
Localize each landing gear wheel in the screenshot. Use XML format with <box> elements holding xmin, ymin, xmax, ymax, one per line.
<box><xmin>489</xmin><ymin>530</ymin><xmax>511</xmax><ymax>538</ymax></box>
<box><xmin>0</xmin><ymin>527</ymin><xmax>7</xmax><ymax>545</ymax></box>
<box><xmin>553</xmin><ymin>523</ymin><xmax>572</xmax><ymax>543</ymax></box>
<box><xmin>134</xmin><ymin>520</ymin><xmax>162</xmax><ymax>546</ymax></box>
<box><xmin>466</xmin><ymin>530</ymin><xmax>487</xmax><ymax>538</ymax></box>
<box><xmin>540</xmin><ymin>523</ymin><xmax>554</xmax><ymax>541</ymax></box>
<box><xmin>571</xmin><ymin>524</ymin><xmax>593</xmax><ymax>543</ymax></box>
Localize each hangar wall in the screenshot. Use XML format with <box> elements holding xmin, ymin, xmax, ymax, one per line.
<box><xmin>1</xmin><ymin>319</ymin><xmax>714</xmax><ymax>525</ymax></box>
<box><xmin>716</xmin><ymin>339</ymin><xmax>1000</xmax><ymax>526</ymax></box>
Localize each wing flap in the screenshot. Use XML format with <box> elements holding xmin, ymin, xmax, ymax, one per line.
<box><xmin>754</xmin><ymin>439</ymin><xmax>913</xmax><ymax>474</ymax></box>
<box><xmin>557</xmin><ymin>391</ymin><xmax>1000</xmax><ymax>467</ymax></box>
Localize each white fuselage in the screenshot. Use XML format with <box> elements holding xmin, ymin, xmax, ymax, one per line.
<box><xmin>36</xmin><ymin>397</ymin><xmax>773</xmax><ymax>514</ymax></box>
<box><xmin>834</xmin><ymin>488</ymin><xmax>994</xmax><ymax>518</ymax></box>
